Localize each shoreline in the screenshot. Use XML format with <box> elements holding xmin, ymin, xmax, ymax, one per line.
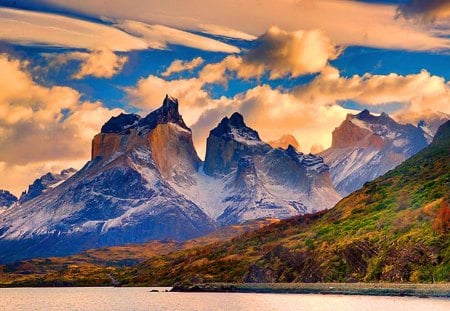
<box><xmin>171</xmin><ymin>283</ymin><xmax>450</xmax><ymax>298</ymax></box>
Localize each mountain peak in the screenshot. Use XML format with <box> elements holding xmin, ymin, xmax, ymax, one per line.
<box><xmin>163</xmin><ymin>94</ymin><xmax>179</xmax><ymax>109</ymax></box>
<box><xmin>229</xmin><ymin>112</ymin><xmax>245</xmax><ymax>126</ymax></box>
<box><xmin>210</xmin><ymin>112</ymin><xmax>260</xmax><ymax>141</ymax></box>
<box><xmin>357</xmin><ymin>109</ymin><xmax>371</xmax><ymax>119</ymax></box>
<box><xmin>101</xmin><ymin>113</ymin><xmax>141</xmax><ymax>134</ymax></box>
<box><xmin>139</xmin><ymin>95</ymin><xmax>188</xmax><ymax>132</ymax></box>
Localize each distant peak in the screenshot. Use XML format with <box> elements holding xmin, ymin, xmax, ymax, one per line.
<box><xmin>101</xmin><ymin>113</ymin><xmax>141</xmax><ymax>134</ymax></box>
<box><xmin>163</xmin><ymin>94</ymin><xmax>179</xmax><ymax>107</ymax></box>
<box><xmin>356</xmin><ymin>109</ymin><xmax>371</xmax><ymax>119</ymax></box>
<box><xmin>229</xmin><ymin>112</ymin><xmax>245</xmax><ymax>127</ymax></box>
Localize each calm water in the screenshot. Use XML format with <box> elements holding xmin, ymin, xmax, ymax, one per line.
<box><xmin>0</xmin><ymin>287</ymin><xmax>448</xmax><ymax>311</ymax></box>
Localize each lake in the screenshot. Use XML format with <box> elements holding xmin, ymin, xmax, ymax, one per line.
<box><xmin>0</xmin><ymin>287</ymin><xmax>448</xmax><ymax>311</ymax></box>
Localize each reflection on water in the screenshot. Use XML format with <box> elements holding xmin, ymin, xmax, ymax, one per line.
<box><xmin>0</xmin><ymin>287</ymin><xmax>448</xmax><ymax>311</ymax></box>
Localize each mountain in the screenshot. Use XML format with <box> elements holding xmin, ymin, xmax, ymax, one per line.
<box><xmin>0</xmin><ymin>96</ymin><xmax>339</xmax><ymax>263</ymax></box>
<box><xmin>268</xmin><ymin>134</ymin><xmax>300</xmax><ymax>150</ymax></box>
<box><xmin>0</xmin><ymin>190</ymin><xmax>17</xmax><ymax>211</ymax></box>
<box><xmin>173</xmin><ymin>112</ymin><xmax>341</xmax><ymax>226</ymax></box>
<box><xmin>19</xmin><ymin>168</ymin><xmax>77</xmax><ymax>204</ymax></box>
<box><xmin>0</xmin><ymin>219</ymin><xmax>279</xmax><ymax>287</ymax></box>
<box><xmin>320</xmin><ymin>110</ymin><xmax>428</xmax><ymax>195</ymax></box>
<box><xmin>123</xmin><ymin>120</ymin><xmax>450</xmax><ymax>285</ymax></box>
<box><xmin>0</xmin><ymin>95</ymin><xmax>216</xmax><ymax>263</ymax></box>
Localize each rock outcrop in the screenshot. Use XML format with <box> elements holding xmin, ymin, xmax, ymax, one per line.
<box><xmin>320</xmin><ymin>110</ymin><xmax>429</xmax><ymax>196</ymax></box>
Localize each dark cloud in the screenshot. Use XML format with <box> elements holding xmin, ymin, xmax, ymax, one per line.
<box><xmin>397</xmin><ymin>0</ymin><xmax>450</xmax><ymax>22</ymax></box>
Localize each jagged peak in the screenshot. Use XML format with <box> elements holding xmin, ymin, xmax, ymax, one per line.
<box><xmin>210</xmin><ymin>112</ymin><xmax>261</xmax><ymax>143</ymax></box>
<box><xmin>100</xmin><ymin>96</ymin><xmax>190</xmax><ymax>135</ymax></box>
<box><xmin>139</xmin><ymin>95</ymin><xmax>189</xmax><ymax>132</ymax></box>
<box><xmin>101</xmin><ymin>113</ymin><xmax>141</xmax><ymax>134</ymax></box>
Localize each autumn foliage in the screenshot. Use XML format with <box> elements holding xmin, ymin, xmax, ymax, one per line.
<box><xmin>433</xmin><ymin>200</ymin><xmax>450</xmax><ymax>234</ymax></box>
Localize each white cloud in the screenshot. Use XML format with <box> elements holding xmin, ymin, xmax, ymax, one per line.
<box><xmin>198</xmin><ymin>27</ymin><xmax>340</xmax><ymax>83</ymax></box>
<box><xmin>116</xmin><ymin>20</ymin><xmax>239</xmax><ymax>53</ymax></box>
<box><xmin>19</xmin><ymin>0</ymin><xmax>450</xmax><ymax>51</ymax></box>
<box><xmin>49</xmin><ymin>49</ymin><xmax>128</xmax><ymax>79</ymax></box>
<box><xmin>0</xmin><ymin>54</ymin><xmax>122</xmax><ymax>194</ymax></box>
<box><xmin>0</xmin><ymin>7</ymin><xmax>240</xmax><ymax>53</ymax></box>
<box><xmin>0</xmin><ymin>7</ymin><xmax>147</xmax><ymax>51</ymax></box>
<box><xmin>162</xmin><ymin>57</ymin><xmax>204</xmax><ymax>77</ymax></box>
<box><xmin>294</xmin><ymin>66</ymin><xmax>450</xmax><ymax>117</ymax></box>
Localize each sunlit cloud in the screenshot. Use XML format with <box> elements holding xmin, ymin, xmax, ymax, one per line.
<box><xmin>0</xmin><ymin>7</ymin><xmax>240</xmax><ymax>53</ymax></box>
<box><xmin>0</xmin><ymin>54</ymin><xmax>122</xmax><ymax>193</ymax></box>
<box><xmin>116</xmin><ymin>20</ymin><xmax>240</xmax><ymax>53</ymax></box>
<box><xmin>199</xmin><ymin>27</ymin><xmax>340</xmax><ymax>83</ymax></box>
<box><xmin>14</xmin><ymin>0</ymin><xmax>450</xmax><ymax>51</ymax></box>
<box><xmin>162</xmin><ymin>57</ymin><xmax>204</xmax><ymax>77</ymax></box>
<box><xmin>48</xmin><ymin>49</ymin><xmax>128</xmax><ymax>79</ymax></box>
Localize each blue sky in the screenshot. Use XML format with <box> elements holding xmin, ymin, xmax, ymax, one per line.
<box><xmin>0</xmin><ymin>0</ymin><xmax>449</xmax><ymax>194</ymax></box>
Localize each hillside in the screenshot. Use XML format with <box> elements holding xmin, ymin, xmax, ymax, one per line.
<box><xmin>123</xmin><ymin>121</ymin><xmax>450</xmax><ymax>285</ymax></box>
<box><xmin>0</xmin><ymin>219</ymin><xmax>278</xmax><ymax>286</ymax></box>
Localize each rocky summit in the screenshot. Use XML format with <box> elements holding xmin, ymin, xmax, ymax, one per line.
<box><xmin>0</xmin><ymin>95</ymin><xmax>215</xmax><ymax>263</ymax></box>
<box><xmin>176</xmin><ymin>112</ymin><xmax>340</xmax><ymax>226</ymax></box>
<box><xmin>0</xmin><ymin>190</ymin><xmax>17</xmax><ymax>210</ymax></box>
<box><xmin>0</xmin><ymin>96</ymin><xmax>341</xmax><ymax>262</ymax></box>
<box><xmin>320</xmin><ymin>110</ymin><xmax>430</xmax><ymax>196</ymax></box>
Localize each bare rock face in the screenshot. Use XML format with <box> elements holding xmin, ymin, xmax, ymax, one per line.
<box><xmin>331</xmin><ymin>114</ymin><xmax>384</xmax><ymax>150</ymax></box>
<box><xmin>268</xmin><ymin>134</ymin><xmax>300</xmax><ymax>150</ymax></box>
<box><xmin>199</xmin><ymin>114</ymin><xmax>340</xmax><ymax>226</ymax></box>
<box><xmin>0</xmin><ymin>190</ymin><xmax>17</xmax><ymax>209</ymax></box>
<box><xmin>320</xmin><ymin>109</ymin><xmax>429</xmax><ymax>196</ymax></box>
<box><xmin>92</xmin><ymin>95</ymin><xmax>201</xmax><ymax>183</ymax></box>
<box><xmin>19</xmin><ymin>168</ymin><xmax>77</xmax><ymax>204</ymax></box>
<box><xmin>204</xmin><ymin>112</ymin><xmax>271</xmax><ymax>176</ymax></box>
<box><xmin>0</xmin><ymin>95</ymin><xmax>214</xmax><ymax>263</ymax></box>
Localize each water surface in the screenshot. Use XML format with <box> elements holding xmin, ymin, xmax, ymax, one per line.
<box><xmin>0</xmin><ymin>287</ymin><xmax>448</xmax><ymax>311</ymax></box>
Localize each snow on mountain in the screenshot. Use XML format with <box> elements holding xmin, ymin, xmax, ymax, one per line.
<box><xmin>174</xmin><ymin>113</ymin><xmax>341</xmax><ymax>226</ymax></box>
<box><xmin>0</xmin><ymin>95</ymin><xmax>216</xmax><ymax>263</ymax></box>
<box><xmin>320</xmin><ymin>109</ymin><xmax>429</xmax><ymax>196</ymax></box>
<box><xmin>0</xmin><ymin>190</ymin><xmax>17</xmax><ymax>213</ymax></box>
<box><xmin>19</xmin><ymin>168</ymin><xmax>77</xmax><ymax>204</ymax></box>
<box><xmin>0</xmin><ymin>96</ymin><xmax>343</xmax><ymax>263</ymax></box>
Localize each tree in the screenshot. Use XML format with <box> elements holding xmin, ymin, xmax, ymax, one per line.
<box><xmin>433</xmin><ymin>200</ymin><xmax>450</xmax><ymax>234</ymax></box>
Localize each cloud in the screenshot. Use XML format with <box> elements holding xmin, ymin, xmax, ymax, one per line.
<box><xmin>198</xmin><ymin>27</ymin><xmax>340</xmax><ymax>83</ymax></box>
<box><xmin>189</xmin><ymin>85</ymin><xmax>351</xmax><ymax>157</ymax></box>
<box><xmin>397</xmin><ymin>0</ymin><xmax>450</xmax><ymax>22</ymax></box>
<box><xmin>198</xmin><ymin>24</ymin><xmax>257</xmax><ymax>41</ymax></box>
<box><xmin>49</xmin><ymin>49</ymin><xmax>128</xmax><ymax>79</ymax></box>
<box><xmin>116</xmin><ymin>20</ymin><xmax>239</xmax><ymax>53</ymax></box>
<box><xmin>0</xmin><ymin>7</ymin><xmax>147</xmax><ymax>51</ymax></box>
<box><xmin>162</xmin><ymin>57</ymin><xmax>204</xmax><ymax>77</ymax></box>
<box><xmin>0</xmin><ymin>53</ymin><xmax>122</xmax><ymax>194</ymax></box>
<box><xmin>240</xmin><ymin>27</ymin><xmax>340</xmax><ymax>79</ymax></box>
<box><xmin>125</xmin><ymin>75</ymin><xmax>212</xmax><ymax>126</ymax></box>
<box><xmin>16</xmin><ymin>0</ymin><xmax>450</xmax><ymax>51</ymax></box>
<box><xmin>293</xmin><ymin>66</ymin><xmax>450</xmax><ymax>117</ymax></box>
<box><xmin>127</xmin><ymin>62</ymin><xmax>450</xmax><ymax>158</ymax></box>
<box><xmin>0</xmin><ymin>7</ymin><xmax>240</xmax><ymax>53</ymax></box>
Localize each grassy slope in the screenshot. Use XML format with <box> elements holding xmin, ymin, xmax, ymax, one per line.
<box><xmin>123</xmin><ymin>123</ymin><xmax>450</xmax><ymax>285</ymax></box>
<box><xmin>0</xmin><ymin>219</ymin><xmax>278</xmax><ymax>286</ymax></box>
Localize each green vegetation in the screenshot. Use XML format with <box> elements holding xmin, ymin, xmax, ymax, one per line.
<box><xmin>1</xmin><ymin>123</ymin><xmax>449</xmax><ymax>287</ymax></box>
<box><xmin>121</xmin><ymin>122</ymin><xmax>450</xmax><ymax>285</ymax></box>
